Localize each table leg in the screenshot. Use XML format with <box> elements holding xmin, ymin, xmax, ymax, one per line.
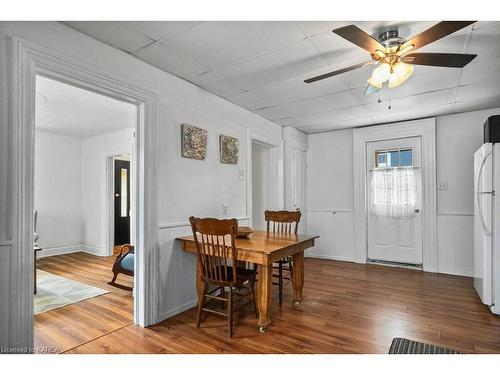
<box><xmin>292</xmin><ymin>251</ymin><xmax>304</xmax><ymax>307</ymax></box>
<box><xmin>257</xmin><ymin>264</ymin><xmax>272</xmax><ymax>332</ymax></box>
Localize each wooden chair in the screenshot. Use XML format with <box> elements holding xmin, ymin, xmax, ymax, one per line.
<box><xmin>108</xmin><ymin>244</ymin><xmax>134</xmax><ymax>291</ymax></box>
<box><xmin>265</xmin><ymin>210</ymin><xmax>301</xmax><ymax>306</ymax></box>
<box><xmin>189</xmin><ymin>217</ymin><xmax>258</xmax><ymax>338</ymax></box>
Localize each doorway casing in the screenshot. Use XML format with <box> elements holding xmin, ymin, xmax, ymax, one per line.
<box><xmin>352</xmin><ymin>118</ymin><xmax>437</xmax><ymax>272</ymax></box>
<box><xmin>246</xmin><ymin>130</ymin><xmax>284</xmax><ymax>226</ymax></box>
<box><xmin>8</xmin><ymin>37</ymin><xmax>159</xmax><ymax>348</ymax></box>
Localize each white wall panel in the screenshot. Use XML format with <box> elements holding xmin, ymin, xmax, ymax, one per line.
<box><xmin>437</xmin><ymin>214</ymin><xmax>474</xmax><ymax>276</ymax></box>
<box><xmin>307</xmin><ymin>129</ymin><xmax>353</xmax><ymax>211</ymax></box>
<box><xmin>306</xmin><ymin>211</ymin><xmax>354</xmax><ymax>261</ymax></box>
<box><xmin>81</xmin><ymin>128</ymin><xmax>134</xmax><ymax>254</ymax></box>
<box><xmin>34</xmin><ymin>131</ymin><xmax>83</xmax><ymax>254</ymax></box>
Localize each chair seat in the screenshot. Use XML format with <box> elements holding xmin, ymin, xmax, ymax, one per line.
<box><xmin>120</xmin><ymin>253</ymin><xmax>135</xmax><ymax>272</ymax></box>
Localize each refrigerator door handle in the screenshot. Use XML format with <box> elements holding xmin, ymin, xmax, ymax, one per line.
<box><xmin>476</xmin><ymin>149</ymin><xmax>493</xmax><ymax>236</ymax></box>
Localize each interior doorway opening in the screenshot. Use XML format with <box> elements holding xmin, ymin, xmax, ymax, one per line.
<box><xmin>33</xmin><ymin>74</ymin><xmax>137</xmax><ymax>353</ymax></box>
<box><xmin>252</xmin><ymin>141</ymin><xmax>273</xmax><ymax>230</ymax></box>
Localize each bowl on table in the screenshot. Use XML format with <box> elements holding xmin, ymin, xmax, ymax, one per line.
<box><xmin>236</xmin><ymin>226</ymin><xmax>253</xmax><ymax>238</ymax></box>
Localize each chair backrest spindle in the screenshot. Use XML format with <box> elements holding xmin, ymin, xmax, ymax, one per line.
<box><xmin>189</xmin><ymin>217</ymin><xmax>238</xmax><ymax>283</ymax></box>
<box><xmin>264</xmin><ymin>210</ymin><xmax>301</xmax><ymax>234</ymax></box>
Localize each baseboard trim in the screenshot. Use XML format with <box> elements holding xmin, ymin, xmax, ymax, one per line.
<box><xmin>437</xmin><ymin>269</ymin><xmax>473</xmax><ymax>277</ymax></box>
<box><xmin>37</xmin><ymin>244</ymin><xmax>82</xmax><ymax>258</ymax></box>
<box><xmin>81</xmin><ymin>244</ymin><xmax>106</xmax><ymax>257</ymax></box>
<box><xmin>157</xmin><ymin>299</ymin><xmax>197</xmax><ymax>323</ymax></box>
<box><xmin>306</xmin><ymin>253</ymin><xmax>355</xmax><ymax>262</ymax></box>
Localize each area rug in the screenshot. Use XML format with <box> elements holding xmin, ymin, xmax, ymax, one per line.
<box><xmin>389</xmin><ymin>337</ymin><xmax>462</xmax><ymax>354</ymax></box>
<box><xmin>34</xmin><ymin>270</ymin><xmax>109</xmax><ymax>315</ymax></box>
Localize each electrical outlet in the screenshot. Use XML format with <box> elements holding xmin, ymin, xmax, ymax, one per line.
<box><xmin>223</xmin><ymin>203</ymin><xmax>228</xmax><ymax>215</ymax></box>
<box><xmin>239</xmin><ymin>170</ymin><xmax>244</xmax><ymax>181</ymax></box>
<box><xmin>438</xmin><ymin>182</ymin><xmax>448</xmax><ymax>191</ymax></box>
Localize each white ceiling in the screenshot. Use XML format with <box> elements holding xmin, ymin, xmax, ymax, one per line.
<box><xmin>35</xmin><ymin>75</ymin><xmax>136</xmax><ymax>139</ymax></box>
<box><xmin>64</xmin><ymin>21</ymin><xmax>500</xmax><ymax>133</ymax></box>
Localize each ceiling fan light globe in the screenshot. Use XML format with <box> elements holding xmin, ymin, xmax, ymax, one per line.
<box><xmin>388</xmin><ymin>62</ymin><xmax>414</xmax><ymax>88</ymax></box>
<box><xmin>371</xmin><ymin>63</ymin><xmax>391</xmax><ymax>83</ymax></box>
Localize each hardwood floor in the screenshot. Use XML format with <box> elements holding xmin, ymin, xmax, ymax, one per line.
<box><xmin>35</xmin><ymin>251</ymin><xmax>133</xmax><ymax>353</ymax></box>
<box><xmin>60</xmin><ymin>258</ymin><xmax>500</xmax><ymax>354</ymax></box>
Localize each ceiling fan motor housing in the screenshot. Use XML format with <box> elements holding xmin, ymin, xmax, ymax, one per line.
<box><xmin>378</xmin><ymin>29</ymin><xmax>406</xmax><ymax>48</ymax></box>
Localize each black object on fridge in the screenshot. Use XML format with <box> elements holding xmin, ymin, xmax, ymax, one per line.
<box><xmin>484</xmin><ymin>115</ymin><xmax>500</xmax><ymax>144</ymax></box>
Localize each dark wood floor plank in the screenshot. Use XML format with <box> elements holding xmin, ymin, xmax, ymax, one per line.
<box><xmin>64</xmin><ymin>258</ymin><xmax>500</xmax><ymax>354</ymax></box>
<box><xmin>34</xmin><ymin>251</ymin><xmax>133</xmax><ymax>353</ymax></box>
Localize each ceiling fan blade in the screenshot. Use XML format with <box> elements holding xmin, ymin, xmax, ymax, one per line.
<box><xmin>333</xmin><ymin>25</ymin><xmax>385</xmax><ymax>54</ymax></box>
<box><xmin>401</xmin><ymin>53</ymin><xmax>477</xmax><ymax>68</ymax></box>
<box><xmin>401</xmin><ymin>21</ymin><xmax>476</xmax><ymax>51</ymax></box>
<box><xmin>304</xmin><ymin>62</ymin><xmax>371</xmax><ymax>83</ymax></box>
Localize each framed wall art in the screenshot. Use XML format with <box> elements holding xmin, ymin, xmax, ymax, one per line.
<box><xmin>219</xmin><ymin>135</ymin><xmax>239</xmax><ymax>164</ymax></box>
<box><xmin>181</xmin><ymin>123</ymin><xmax>207</xmax><ymax>160</ymax></box>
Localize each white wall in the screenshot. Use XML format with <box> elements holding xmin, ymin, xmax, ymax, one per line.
<box><xmin>306</xmin><ymin>108</ymin><xmax>500</xmax><ymax>276</ymax></box>
<box><xmin>436</xmin><ymin>108</ymin><xmax>500</xmax><ymax>276</ymax></box>
<box><xmin>34</xmin><ymin>130</ymin><xmax>83</xmax><ymax>257</ymax></box>
<box><xmin>81</xmin><ymin>128</ymin><xmax>134</xmax><ymax>255</ymax></box>
<box><xmin>0</xmin><ymin>20</ymin><xmax>285</xmax><ymax>340</ymax></box>
<box><xmin>307</xmin><ymin>129</ymin><xmax>355</xmax><ymax>261</ymax></box>
<box><xmin>252</xmin><ymin>142</ymin><xmax>271</xmax><ymax>230</ymax></box>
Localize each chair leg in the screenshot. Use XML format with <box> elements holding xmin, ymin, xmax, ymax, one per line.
<box><xmin>228</xmin><ymin>287</ymin><xmax>233</xmax><ymax>338</ymax></box>
<box><xmin>196</xmin><ymin>281</ymin><xmax>207</xmax><ymax>330</ymax></box>
<box><xmin>109</xmin><ymin>271</ymin><xmax>118</xmax><ymax>285</ymax></box>
<box><xmin>250</xmin><ymin>276</ymin><xmax>258</xmax><ymax>318</ymax></box>
<box><xmin>278</xmin><ymin>262</ymin><xmax>283</xmax><ymax>306</ymax></box>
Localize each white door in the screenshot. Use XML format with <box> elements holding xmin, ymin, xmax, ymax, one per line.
<box><xmin>292</xmin><ymin>148</ymin><xmax>307</xmax><ymax>233</ymax></box>
<box><xmin>367</xmin><ymin>137</ymin><xmax>423</xmax><ymax>265</ymax></box>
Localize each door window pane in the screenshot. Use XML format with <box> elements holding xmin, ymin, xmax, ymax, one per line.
<box><xmin>399</xmin><ymin>149</ymin><xmax>413</xmax><ymax>166</ymax></box>
<box><xmin>120</xmin><ymin>168</ymin><xmax>128</xmax><ymax>217</ymax></box>
<box><xmin>375</xmin><ymin>148</ymin><xmax>413</xmax><ymax>168</ymax></box>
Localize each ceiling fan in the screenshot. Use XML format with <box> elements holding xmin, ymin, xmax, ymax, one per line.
<box><xmin>304</xmin><ymin>21</ymin><xmax>477</xmax><ymax>94</ymax></box>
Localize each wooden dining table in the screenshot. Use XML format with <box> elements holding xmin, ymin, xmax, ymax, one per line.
<box><xmin>178</xmin><ymin>230</ymin><xmax>319</xmax><ymax>332</ymax></box>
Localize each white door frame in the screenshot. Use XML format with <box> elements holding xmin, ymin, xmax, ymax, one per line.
<box><xmin>8</xmin><ymin>37</ymin><xmax>159</xmax><ymax>348</ymax></box>
<box><xmin>246</xmin><ymin>130</ymin><xmax>284</xmax><ymax>226</ymax></box>
<box><xmin>353</xmin><ymin>118</ymin><xmax>437</xmax><ymax>272</ymax></box>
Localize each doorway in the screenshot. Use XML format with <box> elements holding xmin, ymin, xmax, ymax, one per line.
<box><xmin>9</xmin><ymin>39</ymin><xmax>159</xmax><ymax>349</ymax></box>
<box><xmin>252</xmin><ymin>142</ymin><xmax>272</xmax><ymax>230</ymax></box>
<box><xmin>33</xmin><ymin>75</ymin><xmax>137</xmax><ymax>352</ymax></box>
<box><xmin>366</xmin><ymin>137</ymin><xmax>423</xmax><ymax>266</ymax></box>
<box><xmin>292</xmin><ymin>147</ymin><xmax>307</xmax><ymax>233</ymax></box>
<box><xmin>114</xmin><ymin>157</ymin><xmax>131</xmax><ymax>246</ymax></box>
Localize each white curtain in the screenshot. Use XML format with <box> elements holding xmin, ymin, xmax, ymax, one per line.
<box><xmin>370</xmin><ymin>167</ymin><xmax>418</xmax><ymax>217</ymax></box>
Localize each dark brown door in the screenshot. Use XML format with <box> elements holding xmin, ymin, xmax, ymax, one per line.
<box><xmin>114</xmin><ymin>159</ymin><xmax>130</xmax><ymax>246</ymax></box>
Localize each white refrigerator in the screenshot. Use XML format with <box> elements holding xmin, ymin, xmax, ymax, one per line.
<box><xmin>474</xmin><ymin>142</ymin><xmax>500</xmax><ymax>314</ymax></box>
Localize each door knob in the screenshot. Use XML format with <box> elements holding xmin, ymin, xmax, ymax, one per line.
<box><xmin>115</xmin><ymin>193</ymin><xmax>120</xmax><ymax>197</ymax></box>
<box><xmin>414</xmin><ymin>209</ymin><xmax>420</xmax><ymax>213</ymax></box>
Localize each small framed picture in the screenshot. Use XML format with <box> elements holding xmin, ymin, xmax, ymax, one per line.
<box><xmin>181</xmin><ymin>124</ymin><xmax>207</xmax><ymax>160</ymax></box>
<box><xmin>219</xmin><ymin>135</ymin><xmax>239</xmax><ymax>164</ymax></box>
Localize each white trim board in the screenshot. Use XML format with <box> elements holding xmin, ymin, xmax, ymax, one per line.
<box><xmin>36</xmin><ymin>244</ymin><xmax>83</xmax><ymax>258</ymax></box>
<box><xmin>353</xmin><ymin>118</ymin><xmax>437</xmax><ymax>272</ymax></box>
<box><xmin>8</xmin><ymin>37</ymin><xmax>160</xmax><ymax>349</ymax></box>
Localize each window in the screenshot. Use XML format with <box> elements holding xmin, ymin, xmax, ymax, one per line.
<box><xmin>120</xmin><ymin>168</ymin><xmax>128</xmax><ymax>217</ymax></box>
<box><xmin>371</xmin><ymin>147</ymin><xmax>417</xmax><ymax>217</ymax></box>
<box><xmin>375</xmin><ymin>148</ymin><xmax>412</xmax><ymax>168</ymax></box>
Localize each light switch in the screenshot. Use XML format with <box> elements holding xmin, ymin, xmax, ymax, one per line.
<box><xmin>223</xmin><ymin>203</ymin><xmax>228</xmax><ymax>215</ymax></box>
<box><xmin>239</xmin><ymin>170</ymin><xmax>244</xmax><ymax>181</ymax></box>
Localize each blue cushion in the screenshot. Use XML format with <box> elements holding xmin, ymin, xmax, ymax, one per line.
<box><xmin>121</xmin><ymin>253</ymin><xmax>135</xmax><ymax>272</ymax></box>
